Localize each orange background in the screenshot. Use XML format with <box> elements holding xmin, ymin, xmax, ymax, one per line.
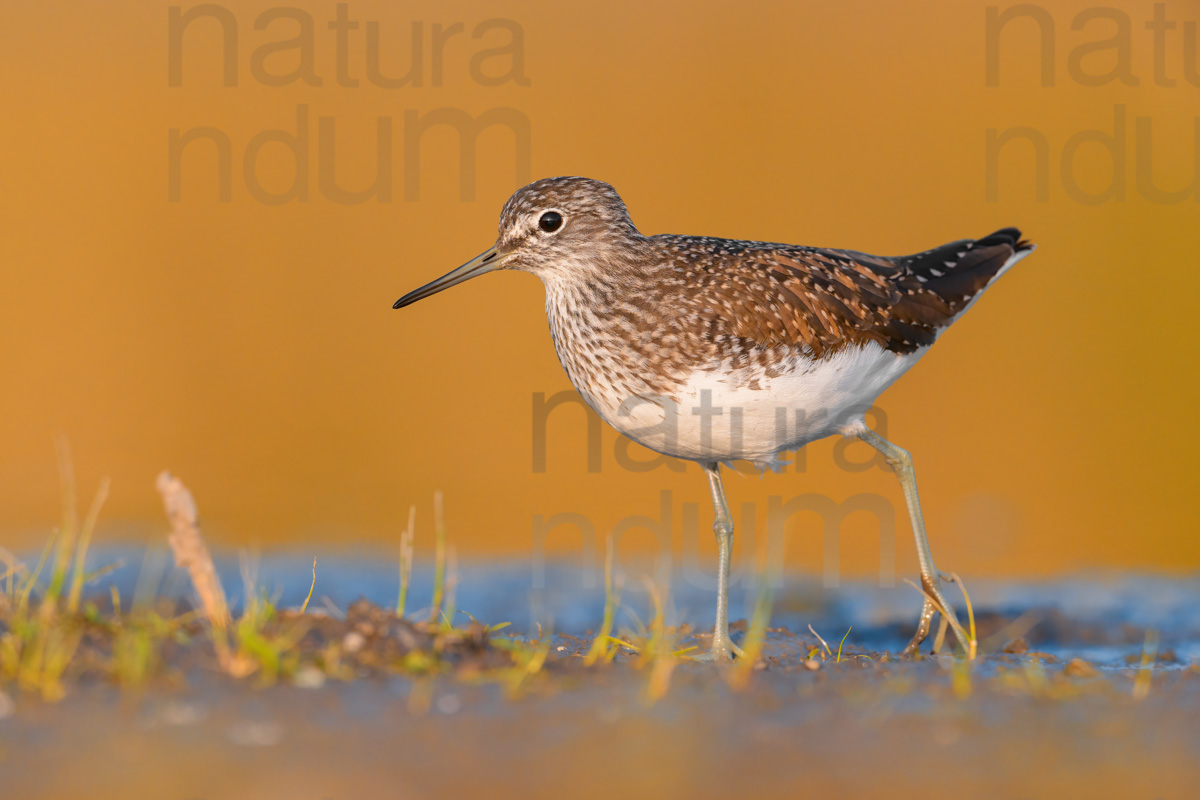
<box><xmin>1</xmin><ymin>0</ymin><xmax>1197</xmax><ymax>579</ymax></box>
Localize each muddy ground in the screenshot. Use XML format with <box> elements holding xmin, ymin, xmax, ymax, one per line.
<box><xmin>1</xmin><ymin>557</ymin><xmax>1198</xmax><ymax>799</ymax></box>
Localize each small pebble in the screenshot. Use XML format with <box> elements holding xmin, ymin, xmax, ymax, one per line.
<box><xmin>293</xmin><ymin>665</ymin><xmax>326</xmax><ymax>689</ymax></box>
<box><xmin>227</xmin><ymin>721</ymin><xmax>283</xmax><ymax>747</ymax></box>
<box><xmin>1064</xmin><ymin>658</ymin><xmax>1099</xmax><ymax>678</ymax></box>
<box><xmin>161</xmin><ymin>701</ymin><xmax>206</xmax><ymax>726</ymax></box>
<box><xmin>1002</xmin><ymin>637</ymin><xmax>1029</xmax><ymax>654</ymax></box>
<box><xmin>436</xmin><ymin>694</ymin><xmax>461</xmax><ymax>714</ymax></box>
<box><xmin>596</xmin><ymin>704</ymin><xmax>621</xmax><ymax>724</ymax></box>
<box><xmin>342</xmin><ymin>631</ymin><xmax>366</xmax><ymax>653</ymax></box>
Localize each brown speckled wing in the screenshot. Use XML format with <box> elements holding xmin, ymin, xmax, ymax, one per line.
<box><xmin>707</xmin><ymin>229</ymin><xmax>1030</xmax><ymax>358</ymax></box>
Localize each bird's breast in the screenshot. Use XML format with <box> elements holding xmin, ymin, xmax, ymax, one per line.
<box><xmin>545</xmin><ymin>291</ymin><xmax>927</xmax><ymax>465</ymax></box>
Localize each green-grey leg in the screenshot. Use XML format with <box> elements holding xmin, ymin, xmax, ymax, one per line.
<box><xmin>853</xmin><ymin>428</ymin><xmax>968</xmax><ymax>656</ymax></box>
<box><xmin>693</xmin><ymin>461</ymin><xmax>745</xmax><ymax>661</ymax></box>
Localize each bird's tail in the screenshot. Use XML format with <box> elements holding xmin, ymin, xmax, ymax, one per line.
<box><xmin>896</xmin><ymin>227</ymin><xmax>1034</xmax><ymax>307</ymax></box>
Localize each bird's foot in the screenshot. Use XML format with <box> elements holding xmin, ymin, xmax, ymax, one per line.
<box><xmin>899</xmin><ymin>629</ymin><xmax>929</xmax><ymax>659</ymax></box>
<box><xmin>898</xmin><ymin>596</ymin><xmax>939</xmax><ymax>658</ymax></box>
<box><xmin>899</xmin><ymin>577</ymin><xmax>970</xmax><ymax>658</ymax></box>
<box><xmin>689</xmin><ymin>632</ymin><xmax>746</xmax><ymax>662</ymax></box>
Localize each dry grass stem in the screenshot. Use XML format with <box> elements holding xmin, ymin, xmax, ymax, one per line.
<box><xmin>808</xmin><ymin>624</ymin><xmax>832</xmax><ymax>656</ymax></box>
<box><xmin>156</xmin><ymin>471</ymin><xmax>230</xmax><ymax>631</ymax></box>
<box><xmin>443</xmin><ymin>546</ymin><xmax>458</xmax><ymax>628</ymax></box>
<box><xmin>397</xmin><ymin>505</ymin><xmax>416</xmax><ymax>617</ymax></box>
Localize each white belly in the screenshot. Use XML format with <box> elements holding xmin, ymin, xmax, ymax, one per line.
<box><xmin>591</xmin><ymin>343</ymin><xmax>926</xmax><ymax>467</ymax></box>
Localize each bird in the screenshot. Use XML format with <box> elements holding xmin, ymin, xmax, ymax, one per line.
<box><xmin>394</xmin><ymin>176</ymin><xmax>1034</xmax><ymax>660</ymax></box>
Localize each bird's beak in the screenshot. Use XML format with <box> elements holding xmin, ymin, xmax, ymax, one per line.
<box><xmin>393</xmin><ymin>247</ymin><xmax>507</xmax><ymax>309</ymax></box>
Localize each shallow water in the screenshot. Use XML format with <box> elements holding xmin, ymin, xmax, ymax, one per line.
<box><xmin>84</xmin><ymin>547</ymin><xmax>1200</xmax><ymax>664</ymax></box>
<box><xmin>2</xmin><ymin>551</ymin><xmax>1199</xmax><ymax>799</ymax></box>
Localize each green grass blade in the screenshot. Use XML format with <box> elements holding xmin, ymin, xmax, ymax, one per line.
<box><xmin>300</xmin><ymin>558</ymin><xmax>317</xmax><ymax>614</ymax></box>
<box><xmin>68</xmin><ymin>478</ymin><xmax>111</xmax><ymax>614</ymax></box>
<box><xmin>429</xmin><ymin>491</ymin><xmax>445</xmax><ymax>624</ymax></box>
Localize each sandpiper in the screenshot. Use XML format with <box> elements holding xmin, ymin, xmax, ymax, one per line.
<box><xmin>395</xmin><ymin>177</ymin><xmax>1034</xmax><ymax>660</ymax></box>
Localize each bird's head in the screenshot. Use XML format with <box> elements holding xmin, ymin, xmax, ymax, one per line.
<box><xmin>393</xmin><ymin>176</ymin><xmax>641</xmax><ymax>309</ymax></box>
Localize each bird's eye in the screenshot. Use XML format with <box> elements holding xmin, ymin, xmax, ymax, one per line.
<box><xmin>538</xmin><ymin>211</ymin><xmax>563</xmax><ymax>233</ymax></box>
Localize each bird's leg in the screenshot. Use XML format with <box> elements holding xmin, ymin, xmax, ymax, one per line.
<box><xmin>692</xmin><ymin>462</ymin><xmax>745</xmax><ymax>661</ymax></box>
<box><xmin>853</xmin><ymin>428</ymin><xmax>968</xmax><ymax>657</ymax></box>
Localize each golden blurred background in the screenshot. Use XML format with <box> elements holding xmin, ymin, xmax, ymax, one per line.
<box><xmin>1</xmin><ymin>0</ymin><xmax>1197</xmax><ymax>580</ymax></box>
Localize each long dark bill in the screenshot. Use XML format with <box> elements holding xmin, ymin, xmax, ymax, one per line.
<box><xmin>393</xmin><ymin>248</ymin><xmax>505</xmax><ymax>309</ymax></box>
